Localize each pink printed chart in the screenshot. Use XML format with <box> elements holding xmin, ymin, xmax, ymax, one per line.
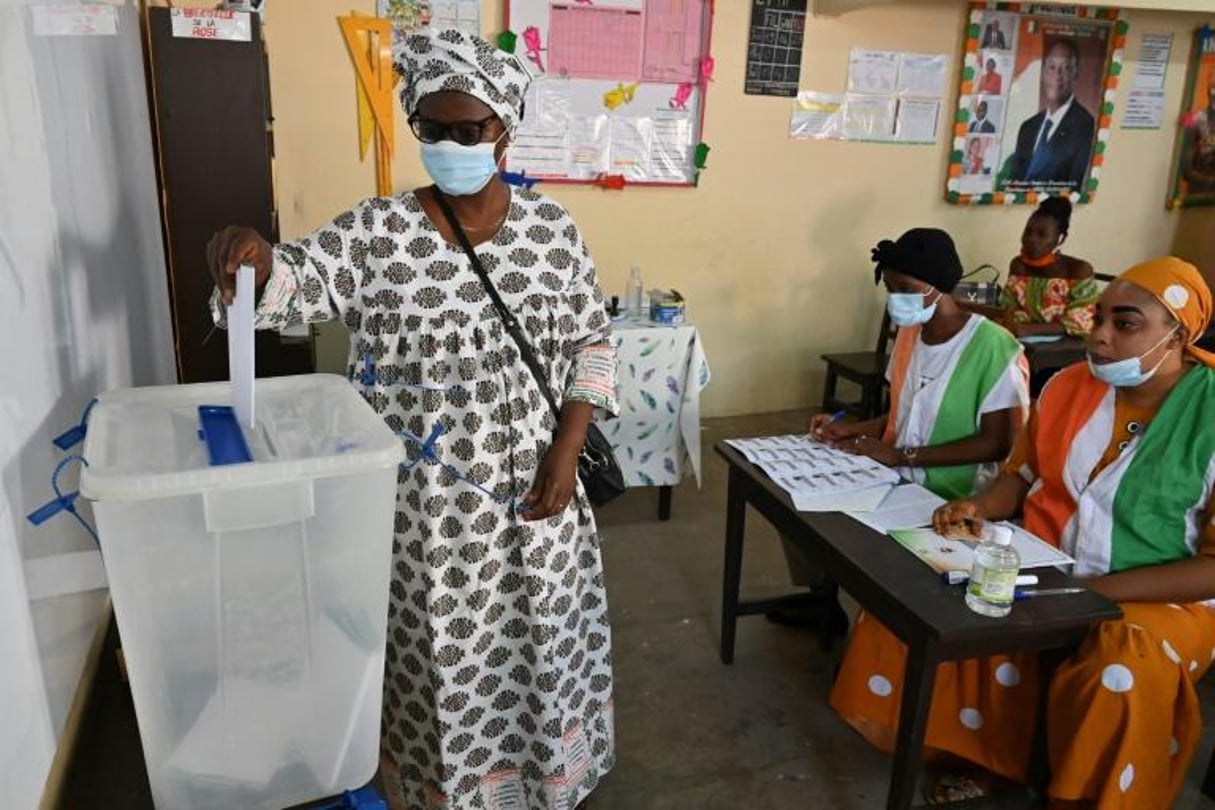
<box><xmin>504</xmin><ymin>0</ymin><xmax>714</xmax><ymax>187</ymax></box>
<box><xmin>548</xmin><ymin>5</ymin><xmax>645</xmax><ymax>80</ymax></box>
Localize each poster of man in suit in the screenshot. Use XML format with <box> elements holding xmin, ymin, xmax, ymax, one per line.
<box><xmin>996</xmin><ymin>17</ymin><xmax>1111</xmax><ymax>195</ymax></box>
<box><xmin>982</xmin><ymin>18</ymin><xmax>1008</xmax><ymax>50</ymax></box>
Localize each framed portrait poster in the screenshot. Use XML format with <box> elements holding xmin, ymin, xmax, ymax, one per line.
<box><xmin>946</xmin><ymin>3</ymin><xmax>1129</xmax><ymax>206</ymax></box>
<box><xmin>1168</xmin><ymin>27</ymin><xmax>1215</xmax><ymax>209</ymax></box>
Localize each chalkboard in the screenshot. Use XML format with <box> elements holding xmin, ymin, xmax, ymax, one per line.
<box><xmin>744</xmin><ymin>0</ymin><xmax>806</xmax><ymax>97</ymax></box>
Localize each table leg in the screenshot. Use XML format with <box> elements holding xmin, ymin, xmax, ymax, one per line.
<box><xmin>817</xmin><ymin>581</ymin><xmax>840</xmax><ymax>654</ymax></box>
<box><xmin>861</xmin><ymin>382</ymin><xmax>876</xmax><ymax>420</ymax></box>
<box><xmin>887</xmin><ymin>637</ymin><xmax>939</xmax><ymax>810</ymax></box>
<box><xmin>720</xmin><ymin>466</ymin><xmax>747</xmax><ymax>665</ymax></box>
<box><xmin>658</xmin><ymin>485</ymin><xmax>673</xmax><ymax>521</ymax></box>
<box><xmin>1028</xmin><ymin>646</ymin><xmax>1070</xmax><ymax>795</ymax></box>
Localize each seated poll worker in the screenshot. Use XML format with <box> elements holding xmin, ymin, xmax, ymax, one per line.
<box><xmin>773</xmin><ymin>229</ymin><xmax>1029</xmax><ymax>628</ymax></box>
<box><xmin>811</xmin><ymin>228</ymin><xmax>1029</xmax><ymax>499</ymax></box>
<box><xmin>830</xmin><ymin>257</ymin><xmax>1215</xmax><ymax>809</ymax></box>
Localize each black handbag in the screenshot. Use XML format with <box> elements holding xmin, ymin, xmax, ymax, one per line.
<box><xmin>431</xmin><ymin>188</ymin><xmax>626</xmax><ymax>507</ymax></box>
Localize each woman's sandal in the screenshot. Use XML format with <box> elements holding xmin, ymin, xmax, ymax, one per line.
<box><xmin>926</xmin><ymin>771</ymin><xmax>1008</xmax><ymax>805</ymax></box>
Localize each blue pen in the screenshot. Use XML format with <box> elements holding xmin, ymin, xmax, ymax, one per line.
<box><xmin>1014</xmin><ymin>587</ymin><xmax>1085</xmax><ymax>601</ymax></box>
<box><xmin>812</xmin><ymin>409</ymin><xmax>847</xmax><ymax>439</ymax></box>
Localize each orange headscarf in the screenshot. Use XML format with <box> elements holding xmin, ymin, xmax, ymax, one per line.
<box><xmin>1118</xmin><ymin>257</ymin><xmax>1215</xmax><ymax>368</ymax></box>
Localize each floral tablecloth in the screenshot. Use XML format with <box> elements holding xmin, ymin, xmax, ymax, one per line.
<box><xmin>596</xmin><ymin>320</ymin><xmax>711</xmax><ymax>487</ymax></box>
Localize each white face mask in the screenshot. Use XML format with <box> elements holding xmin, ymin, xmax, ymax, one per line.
<box><xmin>1086</xmin><ymin>326</ymin><xmax>1179</xmax><ymax>388</ymax></box>
<box><xmin>887</xmin><ymin>289</ymin><xmax>941</xmax><ymax>327</ymax></box>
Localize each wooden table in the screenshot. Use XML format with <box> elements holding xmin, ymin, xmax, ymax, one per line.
<box><xmin>715</xmin><ymin>442</ymin><xmax>1121</xmax><ymax>810</ymax></box>
<box><xmin>596</xmin><ymin>319</ymin><xmax>711</xmax><ymax>521</ymax></box>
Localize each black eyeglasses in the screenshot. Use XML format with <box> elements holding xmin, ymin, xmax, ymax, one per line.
<box><xmin>408</xmin><ymin>114</ymin><xmax>499</xmax><ymax>146</ymax></box>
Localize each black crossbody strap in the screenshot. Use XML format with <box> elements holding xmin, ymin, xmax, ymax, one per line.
<box><xmin>430</xmin><ymin>187</ymin><xmax>562</xmax><ymax>420</ymax></box>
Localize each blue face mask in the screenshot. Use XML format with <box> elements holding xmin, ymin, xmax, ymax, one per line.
<box><xmin>420</xmin><ymin>139</ymin><xmax>500</xmax><ymax>196</ymax></box>
<box><xmin>887</xmin><ymin>289</ymin><xmax>941</xmax><ymax>327</ymax></box>
<box><xmin>1087</xmin><ymin>327</ymin><xmax>1178</xmax><ymax>388</ymax></box>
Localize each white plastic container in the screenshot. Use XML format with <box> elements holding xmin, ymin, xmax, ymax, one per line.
<box><xmin>80</xmin><ymin>375</ymin><xmax>404</xmax><ymax>810</ymax></box>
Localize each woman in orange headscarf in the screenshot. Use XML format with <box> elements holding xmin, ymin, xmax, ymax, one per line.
<box><xmin>830</xmin><ymin>258</ymin><xmax>1215</xmax><ymax>808</ymax></box>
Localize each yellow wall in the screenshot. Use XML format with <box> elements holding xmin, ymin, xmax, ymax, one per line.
<box><xmin>259</xmin><ymin>0</ymin><xmax>1213</xmax><ymax>417</ymax></box>
<box><xmin>1173</xmin><ymin>207</ymin><xmax>1215</xmax><ymax>291</ymax></box>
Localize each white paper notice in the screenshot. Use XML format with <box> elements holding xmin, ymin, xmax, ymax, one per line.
<box><xmin>522</xmin><ymin>79</ymin><xmax>571</xmax><ymax>134</ymax></box>
<box><xmin>566</xmin><ymin>115</ymin><xmax>610</xmax><ymax>179</ymax></box>
<box><xmin>30</xmin><ymin>4</ymin><xmax>117</xmax><ymax>36</ymax></box>
<box><xmin>895</xmin><ymin>99</ymin><xmax>940</xmax><ymax>143</ymax></box>
<box><xmin>790</xmin><ymin>91</ymin><xmax>844</xmax><ymax>140</ymax></box>
<box><xmin>428</xmin><ymin>0</ymin><xmax>480</xmax><ymax>34</ymax></box>
<box><xmin>843</xmin><ymin>95</ymin><xmax>897</xmax><ymax>141</ymax></box>
<box><xmin>1133</xmin><ymin>33</ymin><xmax>1173</xmax><ymax>90</ymax></box>
<box><xmin>649</xmin><ymin>115</ymin><xmax>693</xmax><ymax>182</ymax></box>
<box><xmin>848</xmin><ymin>50</ymin><xmax>899</xmax><ymax>94</ymax></box>
<box><xmin>509</xmin><ymin>134</ymin><xmax>569</xmax><ymax>177</ymax></box>
<box><xmin>1122</xmin><ymin>88</ymin><xmax>1167</xmax><ymax>130</ymax></box>
<box><xmin>608</xmin><ymin>117</ymin><xmax>654</xmax><ymax>181</ymax></box>
<box><xmin>897</xmin><ymin>53</ymin><xmax>949</xmax><ymax>99</ymax></box>
<box><xmin>170</xmin><ymin>8</ymin><xmax>252</xmax><ymax>42</ymax></box>
<box><xmin>508</xmin><ymin>79</ymin><xmax>572</xmax><ymax>177</ymax></box>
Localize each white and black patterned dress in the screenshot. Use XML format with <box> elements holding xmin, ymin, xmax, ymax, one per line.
<box><xmin>232</xmin><ymin>187</ymin><xmax>618</xmax><ymax>809</ymax></box>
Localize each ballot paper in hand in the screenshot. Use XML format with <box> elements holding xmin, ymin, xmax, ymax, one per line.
<box><xmin>725</xmin><ymin>434</ymin><xmax>901</xmax><ymax>512</ymax></box>
<box><xmin>227</xmin><ymin>265</ymin><xmax>255</xmax><ymax>429</ymax></box>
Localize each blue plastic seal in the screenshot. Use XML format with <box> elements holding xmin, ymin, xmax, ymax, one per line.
<box><xmin>27</xmin><ymin>492</ymin><xmax>79</xmax><ymax>525</ymax></box>
<box><xmin>316</xmin><ymin>786</ymin><xmax>387</xmax><ymax>810</ymax></box>
<box><xmin>52</xmin><ymin>398</ymin><xmax>99</xmax><ymax>450</ymax></box>
<box><xmin>52</xmin><ymin>424</ymin><xmax>88</xmax><ymax>451</ymax></box>
<box><xmin>198</xmin><ymin>406</ymin><xmax>253</xmax><ymax>466</ymax></box>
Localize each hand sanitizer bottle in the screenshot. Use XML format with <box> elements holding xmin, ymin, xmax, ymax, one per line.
<box><xmin>965</xmin><ymin>525</ymin><xmax>1020</xmax><ymax>617</ymax></box>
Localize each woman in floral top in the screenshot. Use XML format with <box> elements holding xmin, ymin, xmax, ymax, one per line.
<box><xmin>999</xmin><ymin>196</ymin><xmax>1099</xmax><ymax>338</ymax></box>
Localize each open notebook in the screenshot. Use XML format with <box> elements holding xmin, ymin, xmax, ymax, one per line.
<box><xmin>725</xmin><ymin>435</ymin><xmax>901</xmax><ymax>512</ymax></box>
<box><xmin>845</xmin><ymin>484</ymin><xmax>1073</xmax><ymax>572</ymax></box>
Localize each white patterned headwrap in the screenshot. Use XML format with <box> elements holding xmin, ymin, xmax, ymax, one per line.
<box><xmin>393</xmin><ymin>28</ymin><xmax>532</xmax><ymax>135</ymax></box>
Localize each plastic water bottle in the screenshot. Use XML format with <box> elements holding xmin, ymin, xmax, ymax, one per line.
<box><xmin>625</xmin><ymin>266</ymin><xmax>644</xmax><ymax>318</ymax></box>
<box><xmin>965</xmin><ymin>525</ymin><xmax>1020</xmax><ymax>617</ymax></box>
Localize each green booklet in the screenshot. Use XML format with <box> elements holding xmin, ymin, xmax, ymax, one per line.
<box><xmin>889</xmin><ymin>525</ymin><xmax>1073</xmax><ymax>574</ymax></box>
<box><xmin>888</xmin><ymin>528</ymin><xmax>974</xmax><ymax>574</ymax></box>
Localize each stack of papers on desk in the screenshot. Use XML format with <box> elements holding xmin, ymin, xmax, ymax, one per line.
<box><xmin>845</xmin><ymin>483</ymin><xmax>946</xmax><ymax>533</ymax></box>
<box><xmin>725</xmin><ymin>435</ymin><xmax>901</xmax><ymax>512</ymax></box>
<box><xmin>845</xmin><ymin>484</ymin><xmax>1074</xmax><ymax>571</ymax></box>
<box><xmin>888</xmin><ymin>525</ymin><xmax>1073</xmax><ymax>574</ymax></box>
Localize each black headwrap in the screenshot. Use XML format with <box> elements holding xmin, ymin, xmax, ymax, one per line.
<box><xmin>871</xmin><ymin>228</ymin><xmax>963</xmax><ymax>293</ymax></box>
